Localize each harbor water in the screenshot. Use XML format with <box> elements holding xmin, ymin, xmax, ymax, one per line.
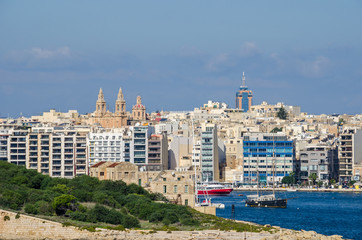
<box><xmin>207</xmin><ymin>191</ymin><xmax>362</xmax><ymax>240</ymax></box>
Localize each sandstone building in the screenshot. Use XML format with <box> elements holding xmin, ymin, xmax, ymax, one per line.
<box><xmin>93</xmin><ymin>88</ymin><xmax>128</xmax><ymax>128</ymax></box>
<box><xmin>90</xmin><ymin>161</ymin><xmax>197</xmax><ymax>206</ymax></box>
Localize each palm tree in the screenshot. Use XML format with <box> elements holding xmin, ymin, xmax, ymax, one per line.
<box><xmin>309</xmin><ymin>173</ymin><xmax>318</xmax><ymax>185</ymax></box>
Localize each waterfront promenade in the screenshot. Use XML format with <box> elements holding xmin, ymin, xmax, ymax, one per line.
<box><xmin>233</xmin><ymin>186</ymin><xmax>362</xmax><ymax>193</ymax></box>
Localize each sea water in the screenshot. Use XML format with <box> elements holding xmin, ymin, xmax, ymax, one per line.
<box><xmin>208</xmin><ymin>191</ymin><xmax>362</xmax><ymax>240</ymax></box>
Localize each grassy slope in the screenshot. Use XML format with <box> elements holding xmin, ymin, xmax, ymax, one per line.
<box><xmin>0</xmin><ymin>161</ymin><xmax>274</xmax><ymax>233</ymax></box>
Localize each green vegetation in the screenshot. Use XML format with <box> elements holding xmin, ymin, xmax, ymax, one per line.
<box><xmin>281</xmin><ymin>172</ymin><xmax>296</xmax><ymax>185</ymax></box>
<box><xmin>270</xmin><ymin>127</ymin><xmax>283</xmax><ymax>133</ymax></box>
<box><xmin>308</xmin><ymin>173</ymin><xmax>318</xmax><ymax>185</ymax></box>
<box><xmin>276</xmin><ymin>107</ymin><xmax>288</xmax><ymax>120</ymax></box>
<box><xmin>0</xmin><ymin>161</ymin><xmax>271</xmax><ymax>233</ymax></box>
<box><xmin>281</xmin><ymin>176</ymin><xmax>295</xmax><ymax>185</ymax></box>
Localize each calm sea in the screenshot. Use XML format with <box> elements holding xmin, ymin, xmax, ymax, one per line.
<box><xmin>207</xmin><ymin>191</ymin><xmax>362</xmax><ymax>240</ymax></box>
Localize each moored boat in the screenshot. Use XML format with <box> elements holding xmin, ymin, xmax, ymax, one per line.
<box><xmin>197</xmin><ymin>183</ymin><xmax>233</xmax><ymax>195</ymax></box>
<box><xmin>245</xmin><ymin>194</ymin><xmax>287</xmax><ymax>208</ymax></box>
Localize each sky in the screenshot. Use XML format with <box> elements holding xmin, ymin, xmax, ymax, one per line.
<box><xmin>1</xmin><ymin>1</ymin><xmax>362</xmax><ymax>117</ymax></box>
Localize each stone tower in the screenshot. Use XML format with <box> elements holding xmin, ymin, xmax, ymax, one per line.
<box><xmin>132</xmin><ymin>96</ymin><xmax>146</xmax><ymax>121</ymax></box>
<box><xmin>115</xmin><ymin>88</ymin><xmax>126</xmax><ymax>114</ymax></box>
<box><xmin>95</xmin><ymin>88</ymin><xmax>106</xmax><ymax>117</ymax></box>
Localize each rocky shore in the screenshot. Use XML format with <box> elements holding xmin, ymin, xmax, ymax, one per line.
<box><xmin>1</xmin><ymin>228</ymin><xmax>345</xmax><ymax>240</ymax></box>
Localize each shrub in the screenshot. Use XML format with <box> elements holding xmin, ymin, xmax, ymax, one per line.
<box><xmin>35</xmin><ymin>200</ymin><xmax>53</xmax><ymax>216</ymax></box>
<box><xmin>25</xmin><ymin>203</ymin><xmax>38</xmax><ymax>214</ymax></box>
<box><xmin>122</xmin><ymin>214</ymin><xmax>140</xmax><ymax>228</ymax></box>
<box><xmin>4</xmin><ymin>216</ymin><xmax>10</xmax><ymax>221</ymax></box>
<box><xmin>52</xmin><ymin>194</ymin><xmax>78</xmax><ymax>216</ymax></box>
<box><xmin>180</xmin><ymin>217</ymin><xmax>198</xmax><ymax>226</ymax></box>
<box><xmin>148</xmin><ymin>211</ymin><xmax>164</xmax><ymax>222</ymax></box>
<box><xmin>70</xmin><ymin>211</ymin><xmax>89</xmax><ymax>222</ymax></box>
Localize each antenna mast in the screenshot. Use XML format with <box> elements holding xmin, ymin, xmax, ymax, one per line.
<box><xmin>242</xmin><ymin>72</ymin><xmax>246</xmax><ymax>87</ymax></box>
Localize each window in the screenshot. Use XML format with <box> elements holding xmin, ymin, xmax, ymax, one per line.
<box><xmin>138</xmin><ymin>179</ymin><xmax>142</xmax><ymax>186</ymax></box>
<box><xmin>174</xmin><ymin>185</ymin><xmax>178</xmax><ymax>193</ymax></box>
<box><xmin>185</xmin><ymin>185</ymin><xmax>189</xmax><ymax>193</ymax></box>
<box><xmin>163</xmin><ymin>185</ymin><xmax>167</xmax><ymax>193</ymax></box>
<box><xmin>163</xmin><ymin>178</ymin><xmax>166</xmax><ymax>181</ymax></box>
<box><xmin>185</xmin><ymin>199</ymin><xmax>188</xmax><ymax>206</ymax></box>
<box><xmin>100</xmin><ymin>172</ymin><xmax>104</xmax><ymax>176</ymax></box>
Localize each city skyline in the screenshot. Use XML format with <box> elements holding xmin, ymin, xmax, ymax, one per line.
<box><xmin>1</xmin><ymin>1</ymin><xmax>362</xmax><ymax>117</ymax></box>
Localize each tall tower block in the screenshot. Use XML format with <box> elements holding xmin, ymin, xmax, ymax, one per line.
<box><xmin>235</xmin><ymin>72</ymin><xmax>253</xmax><ymax>111</ymax></box>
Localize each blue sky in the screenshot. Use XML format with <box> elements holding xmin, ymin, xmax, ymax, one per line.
<box><xmin>1</xmin><ymin>1</ymin><xmax>362</xmax><ymax>117</ymax></box>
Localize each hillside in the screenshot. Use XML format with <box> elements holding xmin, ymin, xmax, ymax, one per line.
<box><xmin>0</xmin><ymin>161</ymin><xmax>270</xmax><ymax>232</ymax></box>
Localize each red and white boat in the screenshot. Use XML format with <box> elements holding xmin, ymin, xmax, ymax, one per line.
<box><xmin>197</xmin><ymin>183</ymin><xmax>233</xmax><ymax>195</ymax></box>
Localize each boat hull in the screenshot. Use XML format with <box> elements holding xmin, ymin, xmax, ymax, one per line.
<box><xmin>197</xmin><ymin>188</ymin><xmax>233</xmax><ymax>195</ymax></box>
<box><xmin>245</xmin><ymin>199</ymin><xmax>287</xmax><ymax>208</ymax></box>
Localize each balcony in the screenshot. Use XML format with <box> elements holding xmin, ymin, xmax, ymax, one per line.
<box><xmin>40</xmin><ymin>141</ymin><xmax>49</xmax><ymax>146</ymax></box>
<box><xmin>148</xmin><ymin>150</ymin><xmax>160</xmax><ymax>153</ymax></box>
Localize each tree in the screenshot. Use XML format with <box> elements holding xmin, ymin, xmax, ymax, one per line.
<box><xmin>309</xmin><ymin>173</ymin><xmax>318</xmax><ymax>185</ymax></box>
<box><xmin>281</xmin><ymin>176</ymin><xmax>294</xmax><ymax>185</ymax></box>
<box><xmin>270</xmin><ymin>127</ymin><xmax>283</xmax><ymax>133</ymax></box>
<box><xmin>52</xmin><ymin>194</ymin><xmax>78</xmax><ymax>215</ymax></box>
<box><xmin>276</xmin><ymin>107</ymin><xmax>288</xmax><ymax>120</ymax></box>
<box><xmin>329</xmin><ymin>179</ymin><xmax>336</xmax><ymax>186</ymax></box>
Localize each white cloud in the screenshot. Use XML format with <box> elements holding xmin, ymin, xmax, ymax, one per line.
<box><xmin>239</xmin><ymin>42</ymin><xmax>260</xmax><ymax>57</ymax></box>
<box><xmin>205</xmin><ymin>53</ymin><xmax>230</xmax><ymax>72</ymax></box>
<box><xmin>297</xmin><ymin>56</ymin><xmax>331</xmax><ymax>77</ymax></box>
<box><xmin>29</xmin><ymin>46</ymin><xmax>71</xmax><ymax>59</ymax></box>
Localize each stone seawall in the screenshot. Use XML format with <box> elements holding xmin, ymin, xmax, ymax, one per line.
<box><xmin>0</xmin><ymin>209</ymin><xmax>344</xmax><ymax>240</ymax></box>
<box><xmin>0</xmin><ymin>209</ymin><xmax>93</xmax><ymax>239</ymax></box>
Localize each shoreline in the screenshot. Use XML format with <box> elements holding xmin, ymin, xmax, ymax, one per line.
<box><xmin>233</xmin><ymin>187</ymin><xmax>362</xmax><ymax>193</ymax></box>
<box><xmin>0</xmin><ymin>208</ymin><xmax>345</xmax><ymax>240</ymax></box>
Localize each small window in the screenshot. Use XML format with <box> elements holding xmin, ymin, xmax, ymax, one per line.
<box><xmin>185</xmin><ymin>185</ymin><xmax>189</xmax><ymax>193</ymax></box>
<box><xmin>185</xmin><ymin>199</ymin><xmax>188</xmax><ymax>206</ymax></box>
<box><xmin>138</xmin><ymin>179</ymin><xmax>142</xmax><ymax>186</ymax></box>
<box><xmin>100</xmin><ymin>172</ymin><xmax>104</xmax><ymax>176</ymax></box>
<box><xmin>163</xmin><ymin>185</ymin><xmax>167</xmax><ymax>193</ymax></box>
<box><xmin>174</xmin><ymin>185</ymin><xmax>178</xmax><ymax>193</ymax></box>
<box><xmin>163</xmin><ymin>178</ymin><xmax>166</xmax><ymax>181</ymax></box>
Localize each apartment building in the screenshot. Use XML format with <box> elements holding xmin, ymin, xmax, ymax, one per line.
<box><xmin>148</xmin><ymin>132</ymin><xmax>168</xmax><ymax>171</ymax></box>
<box><xmin>8</xmin><ymin>128</ymin><xmax>28</xmax><ymax>167</ymax></box>
<box><xmin>339</xmin><ymin>128</ymin><xmax>362</xmax><ymax>183</ymax></box>
<box><xmin>0</xmin><ymin>129</ymin><xmax>10</xmax><ymax>161</ymax></box>
<box><xmin>87</xmin><ymin>130</ymin><xmax>128</xmax><ymax>165</ymax></box>
<box><xmin>5</xmin><ymin>126</ymin><xmax>89</xmax><ymax>178</ymax></box>
<box><xmin>200</xmin><ymin>123</ymin><xmax>219</xmax><ymax>182</ymax></box>
<box><xmin>242</xmin><ymin>132</ymin><xmax>294</xmax><ymax>185</ymax></box>
<box><xmin>299</xmin><ymin>145</ymin><xmax>338</xmax><ymax>183</ymax></box>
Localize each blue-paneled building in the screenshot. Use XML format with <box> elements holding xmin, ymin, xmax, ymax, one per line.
<box><xmin>242</xmin><ymin>133</ymin><xmax>294</xmax><ymax>184</ymax></box>
<box><xmin>235</xmin><ymin>72</ymin><xmax>253</xmax><ymax>112</ymax></box>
